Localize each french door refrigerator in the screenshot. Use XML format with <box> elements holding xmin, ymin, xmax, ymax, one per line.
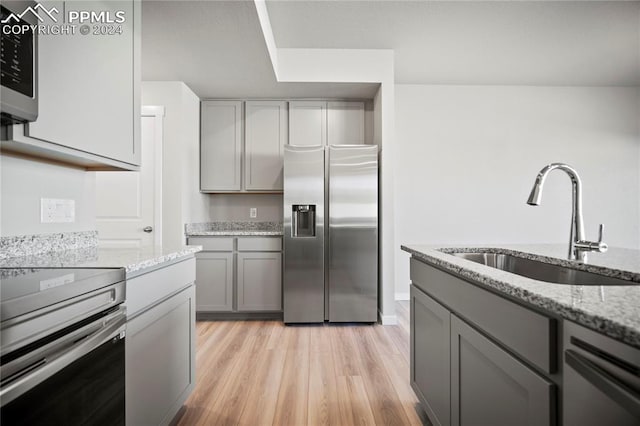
<box><xmin>283</xmin><ymin>144</ymin><xmax>378</xmax><ymax>323</ymax></box>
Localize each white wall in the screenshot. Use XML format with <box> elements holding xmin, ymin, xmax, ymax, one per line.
<box><xmin>394</xmin><ymin>85</ymin><xmax>640</xmax><ymax>298</ymax></box>
<box><xmin>142</xmin><ymin>81</ymin><xmax>208</xmax><ymax>247</ymax></box>
<box><xmin>0</xmin><ymin>154</ymin><xmax>96</xmax><ymax>236</ymax></box>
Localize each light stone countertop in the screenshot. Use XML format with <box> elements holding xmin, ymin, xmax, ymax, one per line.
<box><xmin>187</xmin><ymin>230</ymin><xmax>283</xmax><ymax>236</ymax></box>
<box><xmin>401</xmin><ymin>244</ymin><xmax>640</xmax><ymax>348</ymax></box>
<box><xmin>184</xmin><ymin>221</ymin><xmax>283</xmax><ymax>237</ymax></box>
<box><xmin>0</xmin><ymin>245</ymin><xmax>202</xmax><ymax>278</ymax></box>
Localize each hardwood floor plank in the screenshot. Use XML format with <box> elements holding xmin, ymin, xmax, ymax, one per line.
<box><xmin>272</xmin><ymin>326</ymin><xmax>311</xmax><ymax>425</ymax></box>
<box><xmin>352</xmin><ymin>326</ymin><xmax>413</xmax><ymax>425</ymax></box>
<box><xmin>237</xmin><ymin>323</ymin><xmax>287</xmax><ymax>426</ymax></box>
<box><xmin>307</xmin><ymin>325</ymin><xmax>339</xmax><ymax>426</ymax></box>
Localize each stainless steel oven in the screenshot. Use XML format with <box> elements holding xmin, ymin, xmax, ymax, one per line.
<box><xmin>0</xmin><ymin>268</ymin><xmax>126</xmax><ymax>425</ymax></box>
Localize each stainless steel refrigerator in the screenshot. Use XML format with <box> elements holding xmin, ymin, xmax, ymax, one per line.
<box><xmin>283</xmin><ymin>144</ymin><xmax>378</xmax><ymax>323</ymax></box>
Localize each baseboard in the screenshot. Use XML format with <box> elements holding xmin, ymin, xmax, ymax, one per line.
<box><xmin>395</xmin><ymin>292</ymin><xmax>410</xmax><ymax>301</ymax></box>
<box><xmin>196</xmin><ymin>311</ymin><xmax>283</xmax><ymax>321</ymax></box>
<box><xmin>378</xmin><ymin>309</ymin><xmax>398</xmax><ymax>325</ymax></box>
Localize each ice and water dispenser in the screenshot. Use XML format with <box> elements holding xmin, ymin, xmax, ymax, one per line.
<box><xmin>291</xmin><ymin>205</ymin><xmax>316</xmax><ymax>237</ymax></box>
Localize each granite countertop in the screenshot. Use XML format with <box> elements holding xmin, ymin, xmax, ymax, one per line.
<box><xmin>185</xmin><ymin>221</ymin><xmax>283</xmax><ymax>237</ymax></box>
<box><xmin>0</xmin><ymin>245</ymin><xmax>202</xmax><ymax>278</ymax></box>
<box><xmin>401</xmin><ymin>244</ymin><xmax>640</xmax><ymax>348</ymax></box>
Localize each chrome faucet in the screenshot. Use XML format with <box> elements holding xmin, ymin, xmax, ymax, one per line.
<box><xmin>526</xmin><ymin>163</ymin><xmax>607</xmax><ymax>261</ymax></box>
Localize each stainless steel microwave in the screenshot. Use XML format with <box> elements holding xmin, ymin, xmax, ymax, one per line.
<box><xmin>0</xmin><ymin>1</ymin><xmax>38</xmax><ymax>125</ymax></box>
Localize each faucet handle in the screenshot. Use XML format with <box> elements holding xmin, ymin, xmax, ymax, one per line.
<box><xmin>596</xmin><ymin>224</ymin><xmax>608</xmax><ymax>252</ymax></box>
<box><xmin>575</xmin><ymin>224</ymin><xmax>608</xmax><ymax>254</ymax></box>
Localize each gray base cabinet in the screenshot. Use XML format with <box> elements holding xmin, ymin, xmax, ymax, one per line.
<box><xmin>125</xmin><ymin>258</ymin><xmax>196</xmax><ymax>426</ymax></box>
<box><xmin>409</xmin><ymin>259</ymin><xmax>556</xmax><ymax>426</ymax></box>
<box><xmin>237</xmin><ymin>252</ymin><xmax>282</xmax><ymax>311</ymax></box>
<box><xmin>451</xmin><ymin>315</ymin><xmax>553</xmax><ymax>426</ymax></box>
<box><xmin>188</xmin><ymin>236</ymin><xmax>283</xmax><ymax>313</ymax></box>
<box><xmin>195</xmin><ymin>252</ymin><xmax>234</xmax><ymax>312</ymax></box>
<box><xmin>410</xmin><ymin>285</ymin><xmax>450</xmax><ymax>426</ymax></box>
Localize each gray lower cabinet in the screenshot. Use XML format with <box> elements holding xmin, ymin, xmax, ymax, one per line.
<box><xmin>410</xmin><ymin>263</ymin><xmax>555</xmax><ymax>426</ymax></box>
<box><xmin>125</xmin><ymin>258</ymin><xmax>196</xmax><ymax>426</ymax></box>
<box><xmin>451</xmin><ymin>315</ymin><xmax>553</xmax><ymax>426</ymax></box>
<box><xmin>195</xmin><ymin>252</ymin><xmax>234</xmax><ymax>312</ymax></box>
<box><xmin>189</xmin><ymin>236</ymin><xmax>283</xmax><ymax>313</ymax></box>
<box><xmin>237</xmin><ymin>252</ymin><xmax>282</xmax><ymax>311</ymax></box>
<box><xmin>410</xmin><ymin>285</ymin><xmax>450</xmax><ymax>426</ymax></box>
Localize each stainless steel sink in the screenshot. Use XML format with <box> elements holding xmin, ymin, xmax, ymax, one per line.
<box><xmin>450</xmin><ymin>252</ymin><xmax>635</xmax><ymax>286</ymax></box>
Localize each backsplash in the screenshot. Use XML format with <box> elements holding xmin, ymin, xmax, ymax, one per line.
<box><xmin>0</xmin><ymin>231</ymin><xmax>98</xmax><ymax>260</ymax></box>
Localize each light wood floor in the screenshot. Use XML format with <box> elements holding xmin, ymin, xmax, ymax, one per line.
<box><xmin>177</xmin><ymin>301</ymin><xmax>430</xmax><ymax>426</ymax></box>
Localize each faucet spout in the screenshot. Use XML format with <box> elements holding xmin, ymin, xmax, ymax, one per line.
<box><xmin>526</xmin><ymin>163</ymin><xmax>587</xmax><ymax>260</ymax></box>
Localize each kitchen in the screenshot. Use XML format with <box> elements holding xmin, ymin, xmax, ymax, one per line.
<box><xmin>1</xmin><ymin>0</ymin><xmax>639</xmax><ymax>425</ymax></box>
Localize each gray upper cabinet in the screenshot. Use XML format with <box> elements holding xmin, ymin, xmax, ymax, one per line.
<box><xmin>200</xmin><ymin>101</ymin><xmax>242</xmax><ymax>191</ymax></box>
<box><xmin>451</xmin><ymin>315</ymin><xmax>554</xmax><ymax>426</ymax></box>
<box><xmin>237</xmin><ymin>252</ymin><xmax>282</xmax><ymax>311</ymax></box>
<box><xmin>5</xmin><ymin>0</ymin><xmax>141</xmax><ymax>170</ymax></box>
<box><xmin>288</xmin><ymin>100</ymin><xmax>365</xmax><ymax>147</ymax></box>
<box><xmin>327</xmin><ymin>101</ymin><xmax>365</xmax><ymax>145</ymax></box>
<box><xmin>288</xmin><ymin>101</ymin><xmax>327</xmax><ymax>147</ymax></box>
<box><xmin>411</xmin><ymin>285</ymin><xmax>451</xmax><ymax>426</ymax></box>
<box><xmin>200</xmin><ymin>100</ymin><xmax>285</xmax><ymax>192</ymax></box>
<box><xmin>194</xmin><ymin>251</ymin><xmax>234</xmax><ymax>312</ymax></box>
<box><xmin>244</xmin><ymin>101</ymin><xmax>287</xmax><ymax>191</ymax></box>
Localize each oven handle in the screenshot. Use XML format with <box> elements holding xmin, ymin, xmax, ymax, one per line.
<box><xmin>565</xmin><ymin>349</ymin><xmax>640</xmax><ymax>418</ymax></box>
<box><xmin>0</xmin><ymin>308</ymin><xmax>126</xmax><ymax>407</ymax></box>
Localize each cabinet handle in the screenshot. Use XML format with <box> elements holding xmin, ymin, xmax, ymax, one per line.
<box><xmin>565</xmin><ymin>349</ymin><xmax>640</xmax><ymax>418</ymax></box>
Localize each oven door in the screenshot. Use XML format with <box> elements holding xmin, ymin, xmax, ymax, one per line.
<box><xmin>0</xmin><ymin>307</ymin><xmax>126</xmax><ymax>425</ymax></box>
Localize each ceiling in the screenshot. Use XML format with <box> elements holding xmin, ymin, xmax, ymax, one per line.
<box><xmin>142</xmin><ymin>1</ymin><xmax>640</xmax><ymax>99</ymax></box>
<box><xmin>141</xmin><ymin>1</ymin><xmax>380</xmax><ymax>98</ymax></box>
<box><xmin>266</xmin><ymin>0</ymin><xmax>640</xmax><ymax>87</ymax></box>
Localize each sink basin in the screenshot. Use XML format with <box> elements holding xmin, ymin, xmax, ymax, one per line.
<box><xmin>450</xmin><ymin>252</ymin><xmax>635</xmax><ymax>286</ymax></box>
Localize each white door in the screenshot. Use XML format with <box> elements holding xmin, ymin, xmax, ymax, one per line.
<box><xmin>95</xmin><ymin>107</ymin><xmax>164</xmax><ymax>248</ymax></box>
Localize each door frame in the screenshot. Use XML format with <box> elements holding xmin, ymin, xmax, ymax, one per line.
<box><xmin>142</xmin><ymin>106</ymin><xmax>165</xmax><ymax>246</ymax></box>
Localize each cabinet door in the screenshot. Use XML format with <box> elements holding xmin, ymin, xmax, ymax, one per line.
<box><xmin>327</xmin><ymin>101</ymin><xmax>365</xmax><ymax>145</ymax></box>
<box><xmin>411</xmin><ymin>285</ymin><xmax>451</xmax><ymax>426</ymax></box>
<box><xmin>237</xmin><ymin>252</ymin><xmax>282</xmax><ymax>311</ymax></box>
<box><xmin>27</xmin><ymin>0</ymin><xmax>140</xmax><ymax>166</ymax></box>
<box><xmin>244</xmin><ymin>101</ymin><xmax>287</xmax><ymax>191</ymax></box>
<box><xmin>126</xmin><ymin>285</ymin><xmax>195</xmax><ymax>426</ymax></box>
<box><xmin>195</xmin><ymin>252</ymin><xmax>234</xmax><ymax>312</ymax></box>
<box><xmin>289</xmin><ymin>101</ymin><xmax>327</xmax><ymax>146</ymax></box>
<box><xmin>201</xmin><ymin>101</ymin><xmax>242</xmax><ymax>191</ymax></box>
<box><xmin>451</xmin><ymin>315</ymin><xmax>554</xmax><ymax>426</ymax></box>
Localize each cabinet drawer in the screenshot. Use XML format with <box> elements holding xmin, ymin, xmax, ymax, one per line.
<box><xmin>187</xmin><ymin>237</ymin><xmax>234</xmax><ymax>251</ymax></box>
<box><xmin>126</xmin><ymin>258</ymin><xmax>196</xmax><ymax>318</ymax></box>
<box><xmin>237</xmin><ymin>237</ymin><xmax>282</xmax><ymax>252</ymax></box>
<box><xmin>410</xmin><ymin>258</ymin><xmax>556</xmax><ymax>374</ymax></box>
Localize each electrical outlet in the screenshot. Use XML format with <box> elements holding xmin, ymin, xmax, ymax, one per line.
<box><xmin>41</xmin><ymin>198</ymin><xmax>75</xmax><ymax>223</ymax></box>
<box><xmin>249</xmin><ymin>207</ymin><xmax>257</xmax><ymax>218</ymax></box>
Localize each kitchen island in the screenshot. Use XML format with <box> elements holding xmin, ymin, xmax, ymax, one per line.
<box><xmin>402</xmin><ymin>244</ymin><xmax>640</xmax><ymax>426</ymax></box>
<box><xmin>0</xmin><ymin>231</ymin><xmax>202</xmax><ymax>426</ymax></box>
